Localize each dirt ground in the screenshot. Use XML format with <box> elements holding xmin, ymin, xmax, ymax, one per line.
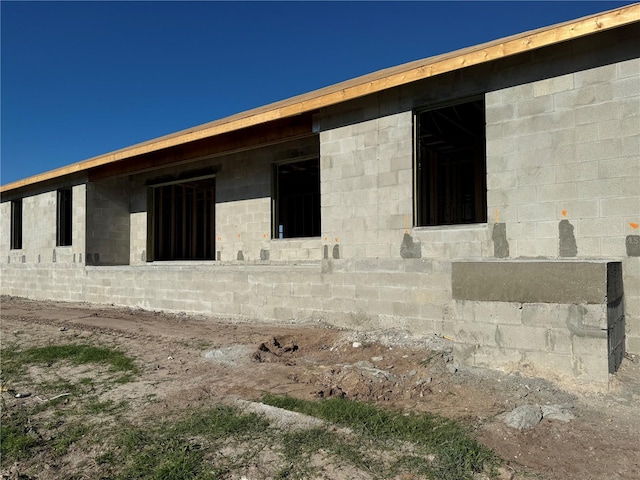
<box><xmin>1</xmin><ymin>296</ymin><xmax>639</xmax><ymax>479</ymax></box>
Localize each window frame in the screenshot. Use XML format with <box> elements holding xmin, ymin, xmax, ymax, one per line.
<box><xmin>272</xmin><ymin>156</ymin><xmax>321</xmax><ymax>239</ymax></box>
<box><xmin>10</xmin><ymin>199</ymin><xmax>23</xmax><ymax>250</ymax></box>
<box><xmin>414</xmin><ymin>96</ymin><xmax>487</xmax><ymax>227</ymax></box>
<box><xmin>147</xmin><ymin>175</ymin><xmax>216</xmax><ymax>262</ymax></box>
<box><xmin>56</xmin><ymin>188</ymin><xmax>73</xmax><ymax>246</ymax></box>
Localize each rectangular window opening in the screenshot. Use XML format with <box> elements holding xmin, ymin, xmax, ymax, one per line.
<box><xmin>150</xmin><ymin>177</ymin><xmax>215</xmax><ymax>261</ymax></box>
<box><xmin>415</xmin><ymin>98</ymin><xmax>487</xmax><ymax>226</ymax></box>
<box><xmin>57</xmin><ymin>188</ymin><xmax>72</xmax><ymax>246</ymax></box>
<box><xmin>10</xmin><ymin>199</ymin><xmax>22</xmax><ymax>250</ymax></box>
<box><xmin>274</xmin><ymin>158</ymin><xmax>320</xmax><ymax>239</ymax></box>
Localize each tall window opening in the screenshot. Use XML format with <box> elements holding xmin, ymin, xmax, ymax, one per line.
<box><xmin>10</xmin><ymin>199</ymin><xmax>22</xmax><ymax>250</ymax></box>
<box><xmin>150</xmin><ymin>177</ymin><xmax>215</xmax><ymax>261</ymax></box>
<box><xmin>415</xmin><ymin>98</ymin><xmax>487</xmax><ymax>226</ymax></box>
<box><xmin>57</xmin><ymin>188</ymin><xmax>72</xmax><ymax>246</ymax></box>
<box><xmin>274</xmin><ymin>158</ymin><xmax>320</xmax><ymax>238</ymax></box>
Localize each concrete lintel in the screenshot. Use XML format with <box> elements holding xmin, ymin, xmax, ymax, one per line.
<box><xmin>452</xmin><ymin>260</ymin><xmax>619</xmax><ymax>304</ymax></box>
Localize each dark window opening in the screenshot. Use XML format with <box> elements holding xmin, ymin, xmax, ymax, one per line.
<box><xmin>416</xmin><ymin>98</ymin><xmax>487</xmax><ymax>226</ymax></box>
<box><xmin>10</xmin><ymin>199</ymin><xmax>22</xmax><ymax>250</ymax></box>
<box><xmin>151</xmin><ymin>178</ymin><xmax>215</xmax><ymax>261</ymax></box>
<box><xmin>57</xmin><ymin>188</ymin><xmax>72</xmax><ymax>246</ymax></box>
<box><xmin>274</xmin><ymin>158</ymin><xmax>320</xmax><ymax>238</ymax></box>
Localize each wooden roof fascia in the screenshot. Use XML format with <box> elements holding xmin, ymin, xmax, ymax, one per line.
<box><xmin>2</xmin><ymin>3</ymin><xmax>638</xmax><ymax>194</ymax></box>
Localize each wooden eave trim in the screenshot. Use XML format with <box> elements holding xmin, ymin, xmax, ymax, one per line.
<box><xmin>2</xmin><ymin>3</ymin><xmax>638</xmax><ymax>194</ymax></box>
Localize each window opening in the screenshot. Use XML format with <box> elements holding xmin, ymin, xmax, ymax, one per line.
<box><xmin>10</xmin><ymin>199</ymin><xmax>22</xmax><ymax>250</ymax></box>
<box><xmin>150</xmin><ymin>177</ymin><xmax>215</xmax><ymax>261</ymax></box>
<box><xmin>57</xmin><ymin>188</ymin><xmax>72</xmax><ymax>246</ymax></box>
<box><xmin>274</xmin><ymin>158</ymin><xmax>320</xmax><ymax>238</ymax></box>
<box><xmin>415</xmin><ymin>98</ymin><xmax>487</xmax><ymax>226</ymax></box>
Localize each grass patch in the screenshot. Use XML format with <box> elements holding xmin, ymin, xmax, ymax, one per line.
<box><xmin>262</xmin><ymin>394</ymin><xmax>497</xmax><ymax>480</ymax></box>
<box><xmin>0</xmin><ymin>342</ymin><xmax>139</xmax><ymax>469</ymax></box>
<box><xmin>112</xmin><ymin>406</ymin><xmax>270</xmax><ymax>480</ymax></box>
<box><xmin>1</xmin><ymin>344</ymin><xmax>138</xmax><ymax>377</ymax></box>
<box><xmin>277</xmin><ymin>427</ymin><xmax>382</xmax><ymax>478</ymax></box>
<box><xmin>1</xmin><ymin>338</ymin><xmax>497</xmax><ymax>479</ymax></box>
<box><xmin>0</xmin><ymin>404</ymin><xmax>39</xmax><ymax>461</ymax></box>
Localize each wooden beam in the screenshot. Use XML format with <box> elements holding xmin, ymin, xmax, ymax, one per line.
<box><xmin>2</xmin><ymin>4</ymin><xmax>638</xmax><ymax>194</ymax></box>
<box><xmin>87</xmin><ymin>115</ymin><xmax>314</xmax><ymax>181</ymax></box>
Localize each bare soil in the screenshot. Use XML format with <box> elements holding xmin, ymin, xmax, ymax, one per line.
<box><xmin>1</xmin><ymin>296</ymin><xmax>639</xmax><ymax>479</ymax></box>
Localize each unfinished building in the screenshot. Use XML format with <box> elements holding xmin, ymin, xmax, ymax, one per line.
<box><xmin>2</xmin><ymin>5</ymin><xmax>639</xmax><ymax>388</ymax></box>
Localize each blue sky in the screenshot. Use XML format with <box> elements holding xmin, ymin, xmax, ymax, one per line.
<box><xmin>1</xmin><ymin>1</ymin><xmax>634</xmax><ymax>185</ymax></box>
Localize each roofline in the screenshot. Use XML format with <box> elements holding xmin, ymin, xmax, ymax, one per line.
<box><xmin>3</xmin><ymin>3</ymin><xmax>639</xmax><ymax>194</ymax></box>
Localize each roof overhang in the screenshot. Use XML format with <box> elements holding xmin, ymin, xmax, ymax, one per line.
<box><xmin>2</xmin><ymin>3</ymin><xmax>639</xmax><ymax>194</ymax></box>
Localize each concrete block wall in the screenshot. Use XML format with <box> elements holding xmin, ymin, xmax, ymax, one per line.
<box><xmin>486</xmin><ymin>58</ymin><xmax>639</xmax><ymax>259</ymax></box>
<box><xmin>485</xmin><ymin>57</ymin><xmax>640</xmax><ymax>354</ymax></box>
<box><xmin>125</xmin><ymin>137</ymin><xmax>320</xmax><ymax>264</ymax></box>
<box><xmin>452</xmin><ymin>300</ymin><xmax>610</xmax><ymax>386</ymax></box>
<box><xmin>449</xmin><ymin>260</ymin><xmax>620</xmax><ymax>388</ymax></box>
<box><xmin>1</xmin><ymin>185</ymin><xmax>86</xmax><ymax>267</ymax></box>
<box><xmin>129</xmin><ymin>187</ymin><xmax>147</xmax><ymax>264</ymax></box>
<box><xmin>319</xmin><ymin>111</ymin><xmax>414</xmax><ymax>260</ymax></box>
<box><xmin>86</xmin><ymin>179</ymin><xmax>129</xmax><ymax>265</ymax></box>
<box><xmin>0</xmin><ymin>202</ymin><xmax>10</xmax><ymax>261</ymax></box>
<box><xmin>0</xmin><ymin>257</ymin><xmax>451</xmax><ymax>336</ymax></box>
<box><xmin>215</xmin><ymin>151</ymin><xmax>272</xmax><ymax>263</ymax></box>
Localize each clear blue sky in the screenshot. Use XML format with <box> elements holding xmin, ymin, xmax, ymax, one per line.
<box><xmin>1</xmin><ymin>1</ymin><xmax>634</xmax><ymax>185</ymax></box>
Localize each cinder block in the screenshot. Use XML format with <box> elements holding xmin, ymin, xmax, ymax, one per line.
<box><xmin>463</xmin><ymin>345</ymin><xmax>525</xmax><ymax>370</ymax></box>
<box><xmin>611</xmin><ymin>76</ymin><xmax>640</xmax><ymax>100</ymax></box>
<box><xmin>601</xmin><ymin>195</ymin><xmax>640</xmax><ymax>219</ymax></box>
<box><xmin>493</xmin><ymin>324</ymin><xmax>548</xmax><ymax>351</ymax></box>
<box><xmin>578</xmin><ymin>218</ymin><xmax>624</xmax><ymax>238</ymax></box>
<box><xmin>404</xmin><ymin>259</ymin><xmax>434</xmax><ymax>273</ymax></box>
<box><xmin>452</xmin><ymin>320</ymin><xmax>501</xmax><ymax>348</ymax></box>
<box><xmin>522</xmin><ymin>351</ymin><xmax>574</xmax><ymax>378</ymax></box>
<box><xmin>572</xmin><ymin>353</ymin><xmax>610</xmax><ymax>384</ymax></box>
<box><xmin>486</xmin><ymin>104</ymin><xmax>516</xmax><ymax>125</ymax></box>
<box><xmin>331</xmin><ymin>284</ymin><xmax>356</xmax><ymax>300</ymax></box>
<box><xmin>516</xmin><ymin>96</ymin><xmax>553</xmax><ymax>118</ymax></box>
<box><xmin>533</xmin><ymin>74</ymin><xmax>574</xmax><ymax>97</ymax></box>
<box><xmin>376</xmin><ymin>285</ymin><xmax>408</xmax><ymax>303</ymax></box>
<box><xmin>544</xmin><ymin>327</ymin><xmax>574</xmax><ymax>354</ymax></box>
<box><xmin>392</xmin><ymin>301</ymin><xmax>419</xmax><ymax>317</ymax></box>
<box><xmin>517</xmin><ymin>238</ymin><xmax>557</xmax><ymax>257</ymax></box>
<box><xmin>626</xmin><ymin>336</ymin><xmax>640</xmax><ymax>355</ymax></box>
<box><xmin>599</xmin><ymin>156</ymin><xmax>640</xmax><ymax>179</ymax></box>
<box><xmin>617</xmin><ymin>58</ymin><xmax>640</xmax><ymax>78</ymax></box>
<box><xmin>522</xmin><ymin>303</ymin><xmax>568</xmax><ymax>328</ymax></box>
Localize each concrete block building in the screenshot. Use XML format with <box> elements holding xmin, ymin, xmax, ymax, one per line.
<box><xmin>2</xmin><ymin>5</ymin><xmax>639</xmax><ymax>388</ymax></box>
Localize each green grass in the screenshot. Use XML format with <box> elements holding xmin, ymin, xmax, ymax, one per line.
<box><xmin>0</xmin><ymin>342</ymin><xmax>139</xmax><ymax>467</ymax></box>
<box><xmin>276</xmin><ymin>427</ymin><xmax>384</xmax><ymax>478</ymax></box>
<box><xmin>262</xmin><ymin>394</ymin><xmax>497</xmax><ymax>480</ymax></box>
<box><xmin>0</xmin><ymin>402</ymin><xmax>39</xmax><ymax>461</ymax></box>
<box><xmin>110</xmin><ymin>406</ymin><xmax>271</xmax><ymax>480</ymax></box>
<box><xmin>1</xmin><ymin>344</ymin><xmax>138</xmax><ymax>377</ymax></box>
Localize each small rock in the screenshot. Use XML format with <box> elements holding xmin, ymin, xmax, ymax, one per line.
<box><xmin>352</xmin><ymin>342</ymin><xmax>362</xmax><ymax>348</ymax></box>
<box><xmin>503</xmin><ymin>405</ymin><xmax>543</xmax><ymax>430</ymax></box>
<box><xmin>167</xmin><ymin>356</ymin><xmax>173</xmax><ymax>360</ymax></box>
<box><xmin>446</xmin><ymin>364</ymin><xmax>458</xmax><ymax>374</ymax></box>
<box><xmin>59</xmin><ymin>326</ymin><xmax>67</xmax><ymax>332</ymax></box>
<box><xmin>371</xmin><ymin>356</ymin><xmax>383</xmax><ymax>362</ymax></box>
<box><xmin>15</xmin><ymin>392</ymin><xmax>31</xmax><ymax>398</ymax></box>
<box><xmin>353</xmin><ymin>360</ymin><xmax>374</xmax><ymax>369</ymax></box>
<box><xmin>541</xmin><ymin>405</ymin><xmax>575</xmax><ymax>422</ymax></box>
